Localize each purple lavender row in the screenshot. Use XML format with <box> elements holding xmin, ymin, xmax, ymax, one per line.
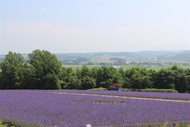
<box><xmin>54</xmin><ymin>90</ymin><xmax>190</xmax><ymax>100</ymax></box>
<box><xmin>0</xmin><ymin>90</ymin><xmax>190</xmax><ymax>127</ymax></box>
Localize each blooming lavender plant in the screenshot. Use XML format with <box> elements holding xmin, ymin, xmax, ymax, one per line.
<box><xmin>0</xmin><ymin>90</ymin><xmax>190</xmax><ymax>127</ymax></box>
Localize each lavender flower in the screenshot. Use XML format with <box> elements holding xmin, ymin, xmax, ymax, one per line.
<box><xmin>0</xmin><ymin>90</ymin><xmax>189</xmax><ymax>127</ymax></box>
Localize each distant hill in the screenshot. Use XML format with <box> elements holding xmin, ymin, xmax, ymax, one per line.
<box><xmin>0</xmin><ymin>55</ymin><xmax>5</xmax><ymax>61</ymax></box>
<box><xmin>157</xmin><ymin>50</ymin><xmax>190</xmax><ymax>61</ymax></box>
<box><xmin>92</xmin><ymin>52</ymin><xmax>139</xmax><ymax>58</ymax></box>
<box><xmin>133</xmin><ymin>51</ymin><xmax>173</xmax><ymax>58</ymax></box>
<box><xmin>54</xmin><ymin>51</ymin><xmax>190</xmax><ymax>64</ymax></box>
<box><xmin>0</xmin><ymin>50</ymin><xmax>190</xmax><ymax>62</ymax></box>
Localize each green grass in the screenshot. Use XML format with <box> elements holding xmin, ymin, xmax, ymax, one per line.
<box><xmin>0</xmin><ymin>125</ymin><xmax>6</xmax><ymax>127</ymax></box>
<box><xmin>0</xmin><ymin>114</ymin><xmax>189</xmax><ymax>127</ymax></box>
<box><xmin>0</xmin><ymin>121</ymin><xmax>189</xmax><ymax>127</ymax></box>
<box><xmin>62</xmin><ymin>62</ymin><xmax>190</xmax><ymax>70</ymax></box>
<box><xmin>0</xmin><ymin>123</ymin><xmax>7</xmax><ymax>127</ymax></box>
<box><xmin>140</xmin><ymin>88</ymin><xmax>178</xmax><ymax>93</ymax></box>
<box><xmin>88</xmin><ymin>87</ymin><xmax>107</xmax><ymax>91</ymax></box>
<box><xmin>63</xmin><ymin>65</ymin><xmax>96</xmax><ymax>69</ymax></box>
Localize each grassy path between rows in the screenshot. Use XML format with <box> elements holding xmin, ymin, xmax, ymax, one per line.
<box><xmin>51</xmin><ymin>91</ymin><xmax>190</xmax><ymax>103</ymax></box>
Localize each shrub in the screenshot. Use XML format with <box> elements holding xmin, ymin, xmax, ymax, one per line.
<box><xmin>140</xmin><ymin>88</ymin><xmax>178</xmax><ymax>93</ymax></box>
<box><xmin>88</xmin><ymin>87</ymin><xmax>107</xmax><ymax>91</ymax></box>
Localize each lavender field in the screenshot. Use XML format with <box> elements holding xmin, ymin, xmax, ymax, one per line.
<box><xmin>55</xmin><ymin>90</ymin><xmax>190</xmax><ymax>100</ymax></box>
<box><xmin>0</xmin><ymin>90</ymin><xmax>190</xmax><ymax>127</ymax></box>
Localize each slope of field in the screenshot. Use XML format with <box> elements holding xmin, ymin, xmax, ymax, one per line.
<box><xmin>0</xmin><ymin>90</ymin><xmax>190</xmax><ymax>127</ymax></box>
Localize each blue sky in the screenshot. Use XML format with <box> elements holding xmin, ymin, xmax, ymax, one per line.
<box><xmin>0</xmin><ymin>0</ymin><xmax>190</xmax><ymax>54</ymax></box>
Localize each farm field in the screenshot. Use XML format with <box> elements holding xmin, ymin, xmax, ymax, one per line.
<box><xmin>62</xmin><ymin>63</ymin><xmax>190</xmax><ymax>70</ymax></box>
<box><xmin>0</xmin><ymin>90</ymin><xmax>190</xmax><ymax>127</ymax></box>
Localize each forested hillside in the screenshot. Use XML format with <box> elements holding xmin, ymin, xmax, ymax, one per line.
<box><xmin>0</xmin><ymin>50</ymin><xmax>190</xmax><ymax>93</ymax></box>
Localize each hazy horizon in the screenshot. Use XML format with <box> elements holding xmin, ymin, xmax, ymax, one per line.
<box><xmin>1</xmin><ymin>49</ymin><xmax>190</xmax><ymax>55</ymax></box>
<box><xmin>1</xmin><ymin>0</ymin><xmax>190</xmax><ymax>54</ymax></box>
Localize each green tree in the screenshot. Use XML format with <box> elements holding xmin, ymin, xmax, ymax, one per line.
<box><xmin>169</xmin><ymin>65</ymin><xmax>189</xmax><ymax>92</ymax></box>
<box><xmin>90</xmin><ymin>67</ymin><xmax>98</xmax><ymax>79</ymax></box>
<box><xmin>0</xmin><ymin>52</ymin><xmax>31</xmax><ymax>89</ymax></box>
<box><xmin>124</xmin><ymin>67</ymin><xmax>153</xmax><ymax>89</ymax></box>
<box><xmin>130</xmin><ymin>74</ymin><xmax>152</xmax><ymax>89</ymax></box>
<box><xmin>96</xmin><ymin>67</ymin><xmax>122</xmax><ymax>88</ymax></box>
<box><xmin>96</xmin><ymin>67</ymin><xmax>111</xmax><ymax>88</ymax></box>
<box><xmin>76</xmin><ymin>66</ymin><xmax>97</xmax><ymax>89</ymax></box>
<box><xmin>18</xmin><ymin>64</ymin><xmax>35</xmax><ymax>89</ymax></box>
<box><xmin>0</xmin><ymin>70</ymin><xmax>2</xmax><ymax>88</ymax></box>
<box><xmin>28</xmin><ymin>49</ymin><xmax>62</xmax><ymax>89</ymax></box>
<box><xmin>111</xmin><ymin>72</ymin><xmax>124</xmax><ymax>85</ymax></box>
<box><xmin>118</xmin><ymin>68</ymin><xmax>125</xmax><ymax>78</ymax></box>
<box><xmin>63</xmin><ymin>76</ymin><xmax>81</xmax><ymax>89</ymax></box>
<box><xmin>60</xmin><ymin>67</ymin><xmax>81</xmax><ymax>89</ymax></box>
<box><xmin>185</xmin><ymin>68</ymin><xmax>190</xmax><ymax>92</ymax></box>
<box><xmin>75</xmin><ymin>68</ymin><xmax>81</xmax><ymax>79</ymax></box>
<box><xmin>79</xmin><ymin>65</ymin><xmax>91</xmax><ymax>78</ymax></box>
<box><xmin>59</xmin><ymin>67</ymin><xmax>67</xmax><ymax>88</ymax></box>
<box><xmin>153</xmin><ymin>68</ymin><xmax>175</xmax><ymax>89</ymax></box>
<box><xmin>81</xmin><ymin>76</ymin><xmax>96</xmax><ymax>89</ymax></box>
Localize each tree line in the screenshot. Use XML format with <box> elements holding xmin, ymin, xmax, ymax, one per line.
<box><xmin>0</xmin><ymin>49</ymin><xmax>190</xmax><ymax>93</ymax></box>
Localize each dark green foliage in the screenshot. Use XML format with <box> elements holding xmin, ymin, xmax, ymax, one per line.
<box><xmin>140</xmin><ymin>88</ymin><xmax>178</xmax><ymax>93</ymax></box>
<box><xmin>1</xmin><ymin>117</ymin><xmax>42</xmax><ymax>127</ymax></box>
<box><xmin>169</xmin><ymin>65</ymin><xmax>190</xmax><ymax>93</ymax></box>
<box><xmin>60</xmin><ymin>67</ymin><xmax>81</xmax><ymax>89</ymax></box>
<box><xmin>75</xmin><ymin>66</ymin><xmax>97</xmax><ymax>89</ymax></box>
<box><xmin>90</xmin><ymin>67</ymin><xmax>98</xmax><ymax>79</ymax></box>
<box><xmin>27</xmin><ymin>49</ymin><xmax>62</xmax><ymax>89</ymax></box>
<box><xmin>124</xmin><ymin>68</ymin><xmax>153</xmax><ymax>89</ymax></box>
<box><xmin>80</xmin><ymin>65</ymin><xmax>91</xmax><ymax>78</ymax></box>
<box><xmin>0</xmin><ymin>52</ymin><xmax>32</xmax><ymax>89</ymax></box>
<box><xmin>152</xmin><ymin>69</ymin><xmax>175</xmax><ymax>89</ymax></box>
<box><xmin>88</xmin><ymin>87</ymin><xmax>107</xmax><ymax>90</ymax></box>
<box><xmin>62</xmin><ymin>76</ymin><xmax>81</xmax><ymax>89</ymax></box>
<box><xmin>0</xmin><ymin>71</ymin><xmax>2</xmax><ymax>89</ymax></box>
<box><xmin>81</xmin><ymin>76</ymin><xmax>96</xmax><ymax>89</ymax></box>
<box><xmin>152</xmin><ymin>65</ymin><xmax>190</xmax><ymax>92</ymax></box>
<box><xmin>0</xmin><ymin>50</ymin><xmax>190</xmax><ymax>92</ymax></box>
<box><xmin>96</xmin><ymin>67</ymin><xmax>121</xmax><ymax>88</ymax></box>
